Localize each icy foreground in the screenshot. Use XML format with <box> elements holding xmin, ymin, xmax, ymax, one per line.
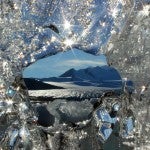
<box><xmin>0</xmin><ymin>0</ymin><xmax>150</xmax><ymax>149</ymax></box>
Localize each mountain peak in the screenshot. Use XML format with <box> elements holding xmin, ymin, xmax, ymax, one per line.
<box><xmin>59</xmin><ymin>65</ymin><xmax>121</xmax><ymax>82</ymax></box>
<box><xmin>60</xmin><ymin>68</ymin><xmax>76</xmax><ymax>77</ymax></box>
<box><xmin>38</xmin><ymin>66</ymin><xmax>122</xmax><ymax>88</ymax></box>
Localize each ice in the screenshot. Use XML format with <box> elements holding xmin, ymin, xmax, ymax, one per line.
<box><xmin>6</xmin><ymin>87</ymin><xmax>16</xmax><ymax>98</ymax></box>
<box><xmin>123</xmin><ymin>117</ymin><xmax>134</xmax><ymax>137</ymax></box>
<box><xmin>47</xmin><ymin>99</ymin><xmax>93</xmax><ymax>124</ymax></box>
<box><xmin>9</xmin><ymin>129</ymin><xmax>19</xmax><ymax>148</ymax></box>
<box><xmin>99</xmin><ymin>124</ymin><xmax>113</xmax><ymax>141</ymax></box>
<box><xmin>0</xmin><ymin>0</ymin><xmax>150</xmax><ymax>149</ymax></box>
<box><xmin>96</xmin><ymin>108</ymin><xmax>112</xmax><ymax>123</ymax></box>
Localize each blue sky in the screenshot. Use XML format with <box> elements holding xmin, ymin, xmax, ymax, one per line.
<box><xmin>23</xmin><ymin>49</ymin><xmax>107</xmax><ymax>78</ymax></box>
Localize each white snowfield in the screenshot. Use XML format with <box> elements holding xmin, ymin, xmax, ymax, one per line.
<box><xmin>28</xmin><ymin>81</ymin><xmax>122</xmax><ymax>98</ymax></box>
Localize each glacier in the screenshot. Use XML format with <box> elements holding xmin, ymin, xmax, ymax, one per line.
<box><xmin>0</xmin><ymin>0</ymin><xmax>150</xmax><ymax>149</ymax></box>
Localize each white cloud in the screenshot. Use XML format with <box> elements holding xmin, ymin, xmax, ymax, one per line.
<box><xmin>55</xmin><ymin>59</ymin><xmax>106</xmax><ymax>67</ymax></box>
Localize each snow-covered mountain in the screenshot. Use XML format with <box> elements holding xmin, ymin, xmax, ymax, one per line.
<box><xmin>42</xmin><ymin>66</ymin><xmax>122</xmax><ymax>88</ymax></box>
<box><xmin>27</xmin><ymin>66</ymin><xmax>123</xmax><ymax>99</ymax></box>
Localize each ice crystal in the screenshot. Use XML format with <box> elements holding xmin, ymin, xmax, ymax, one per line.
<box><xmin>0</xmin><ymin>0</ymin><xmax>150</xmax><ymax>149</ymax></box>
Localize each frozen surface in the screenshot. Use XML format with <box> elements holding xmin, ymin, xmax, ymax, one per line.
<box><xmin>0</xmin><ymin>0</ymin><xmax>150</xmax><ymax>149</ymax></box>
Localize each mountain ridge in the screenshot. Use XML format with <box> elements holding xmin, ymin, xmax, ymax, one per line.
<box><xmin>40</xmin><ymin>66</ymin><xmax>122</xmax><ymax>88</ymax></box>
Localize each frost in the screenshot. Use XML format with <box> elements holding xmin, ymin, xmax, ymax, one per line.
<box><xmin>0</xmin><ymin>0</ymin><xmax>150</xmax><ymax>149</ymax></box>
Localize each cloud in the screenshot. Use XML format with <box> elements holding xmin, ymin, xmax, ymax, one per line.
<box><xmin>55</xmin><ymin>59</ymin><xmax>106</xmax><ymax>67</ymax></box>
